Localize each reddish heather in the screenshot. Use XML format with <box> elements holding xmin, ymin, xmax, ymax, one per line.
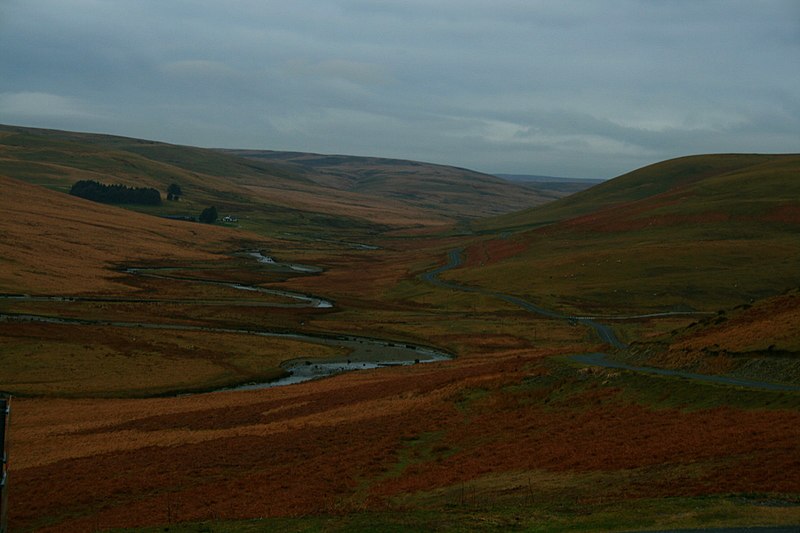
<box><xmin>10</xmin><ymin>345</ymin><xmax>800</xmax><ymax>532</ymax></box>
<box><xmin>765</xmin><ymin>204</ymin><xmax>800</xmax><ymax>225</ymax></box>
<box><xmin>463</xmin><ymin>238</ymin><xmax>528</xmax><ymax>268</ymax></box>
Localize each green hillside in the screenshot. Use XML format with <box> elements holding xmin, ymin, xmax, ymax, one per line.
<box><xmin>476</xmin><ymin>153</ymin><xmax>800</xmax><ymax>232</ymax></box>
<box><xmin>450</xmin><ymin>154</ymin><xmax>800</xmax><ymax>315</ymax></box>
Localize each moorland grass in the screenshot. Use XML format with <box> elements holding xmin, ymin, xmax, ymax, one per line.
<box><xmin>4</xmin><ymin>132</ymin><xmax>800</xmax><ymax>532</ymax></box>
<box><xmin>0</xmin><ymin>322</ymin><xmax>345</xmax><ymax>397</ymax></box>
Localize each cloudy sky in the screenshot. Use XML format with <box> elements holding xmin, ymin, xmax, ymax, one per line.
<box><xmin>1</xmin><ymin>1</ymin><xmax>798</xmax><ymax>178</ymax></box>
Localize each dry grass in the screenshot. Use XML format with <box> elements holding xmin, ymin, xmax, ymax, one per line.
<box><xmin>0</xmin><ymin>175</ymin><xmax>262</xmax><ymax>294</ymax></box>
<box><xmin>671</xmin><ymin>290</ymin><xmax>800</xmax><ymax>354</ymax></box>
<box><xmin>0</xmin><ymin>321</ymin><xmax>345</xmax><ymax>397</ymax></box>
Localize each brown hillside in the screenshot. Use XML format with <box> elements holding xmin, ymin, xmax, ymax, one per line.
<box><xmin>223</xmin><ymin>149</ymin><xmax>555</xmax><ymax>219</ymax></box>
<box><xmin>633</xmin><ymin>289</ymin><xmax>800</xmax><ymax>383</ymax></box>
<box><xmin>0</xmin><ymin>125</ymin><xmax>555</xmax><ymax>235</ymax></box>
<box><xmin>0</xmin><ymin>175</ymin><xmax>257</xmax><ymax>294</ymax></box>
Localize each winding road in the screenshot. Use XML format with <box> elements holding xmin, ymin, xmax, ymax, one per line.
<box><xmin>421</xmin><ymin>248</ymin><xmax>800</xmax><ymax>392</ymax></box>
<box><xmin>421</xmin><ymin>248</ymin><xmax>627</xmax><ymax>348</ymax></box>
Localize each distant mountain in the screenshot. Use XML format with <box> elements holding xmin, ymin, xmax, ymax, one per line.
<box><xmin>494</xmin><ymin>173</ymin><xmax>601</xmax><ymax>183</ymax></box>
<box><xmin>222</xmin><ymin>150</ymin><xmax>558</xmax><ymax>219</ymax></box>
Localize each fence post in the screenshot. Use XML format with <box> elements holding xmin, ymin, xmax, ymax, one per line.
<box><xmin>0</xmin><ymin>397</ymin><xmax>9</xmax><ymax>533</ymax></box>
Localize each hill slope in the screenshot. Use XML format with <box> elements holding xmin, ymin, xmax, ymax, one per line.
<box><xmin>225</xmin><ymin>149</ymin><xmax>553</xmax><ymax>218</ymax></box>
<box><xmin>628</xmin><ymin>288</ymin><xmax>800</xmax><ymax>384</ymax></box>
<box><xmin>452</xmin><ymin>154</ymin><xmax>800</xmax><ymax>314</ymax></box>
<box><xmin>0</xmin><ymin>124</ymin><xmax>552</xmax><ymax>238</ymax></box>
<box><xmin>0</xmin><ymin>174</ymin><xmax>254</xmax><ymax>293</ymax></box>
<box><xmin>477</xmin><ymin>154</ymin><xmax>800</xmax><ymax>232</ymax></box>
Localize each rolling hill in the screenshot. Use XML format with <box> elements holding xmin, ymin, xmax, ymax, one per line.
<box><xmin>224</xmin><ymin>149</ymin><xmax>556</xmax><ymax>218</ymax></box>
<box><xmin>452</xmin><ymin>154</ymin><xmax>800</xmax><ymax>314</ymax></box>
<box><xmin>0</xmin><ymin>174</ymin><xmax>260</xmax><ymax>294</ymax></box>
<box><xmin>0</xmin><ymin>124</ymin><xmax>552</xmax><ymax>240</ymax></box>
<box><xmin>477</xmin><ymin>154</ymin><xmax>800</xmax><ymax>232</ymax></box>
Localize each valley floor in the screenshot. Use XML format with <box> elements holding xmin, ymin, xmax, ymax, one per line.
<box><xmin>6</xmin><ymin>247</ymin><xmax>800</xmax><ymax>532</ymax></box>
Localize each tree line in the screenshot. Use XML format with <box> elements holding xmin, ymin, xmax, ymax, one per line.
<box><xmin>69</xmin><ymin>180</ymin><xmax>162</xmax><ymax>205</ymax></box>
<box><xmin>69</xmin><ymin>180</ymin><xmax>219</xmax><ymax>223</ymax></box>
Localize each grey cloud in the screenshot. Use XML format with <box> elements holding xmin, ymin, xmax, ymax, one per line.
<box><xmin>0</xmin><ymin>92</ymin><xmax>102</xmax><ymax>120</ymax></box>
<box><xmin>0</xmin><ymin>0</ymin><xmax>797</xmax><ymax>178</ymax></box>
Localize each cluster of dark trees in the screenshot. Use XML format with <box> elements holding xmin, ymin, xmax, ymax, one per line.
<box><xmin>69</xmin><ymin>180</ymin><xmax>162</xmax><ymax>205</ymax></box>
<box><xmin>166</xmin><ymin>183</ymin><xmax>182</xmax><ymax>201</ymax></box>
<box><xmin>69</xmin><ymin>179</ymin><xmax>220</xmax><ymax>224</ymax></box>
<box><xmin>199</xmin><ymin>206</ymin><xmax>218</xmax><ymax>223</ymax></box>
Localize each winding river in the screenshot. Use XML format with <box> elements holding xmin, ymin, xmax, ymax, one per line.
<box><xmin>0</xmin><ymin>312</ymin><xmax>448</xmax><ymax>391</ymax></box>
<box><xmin>0</xmin><ymin>250</ymin><xmax>449</xmax><ymax>392</ymax></box>
<box><xmin>3</xmin><ymin>246</ymin><xmax>797</xmax><ymax>393</ymax></box>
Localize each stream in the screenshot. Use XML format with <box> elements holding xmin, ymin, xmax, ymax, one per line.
<box><xmin>0</xmin><ymin>312</ymin><xmax>449</xmax><ymax>391</ymax></box>
<box><xmin>0</xmin><ymin>250</ymin><xmax>449</xmax><ymax>391</ymax></box>
<box><xmin>5</xmin><ymin>246</ymin><xmax>796</xmax><ymax>393</ymax></box>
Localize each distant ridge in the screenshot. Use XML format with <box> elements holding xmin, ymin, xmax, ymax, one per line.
<box><xmin>221</xmin><ymin>149</ymin><xmax>567</xmax><ymax>215</ymax></box>
<box><xmin>495</xmin><ymin>173</ymin><xmax>603</xmax><ymax>196</ymax></box>
<box><xmin>494</xmin><ymin>173</ymin><xmax>602</xmax><ymax>183</ymax></box>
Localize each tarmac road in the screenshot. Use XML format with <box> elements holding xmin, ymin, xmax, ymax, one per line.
<box><xmin>422</xmin><ymin>248</ymin><xmax>800</xmax><ymax>392</ymax></box>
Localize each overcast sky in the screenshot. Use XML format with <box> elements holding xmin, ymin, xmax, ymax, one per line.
<box><xmin>1</xmin><ymin>1</ymin><xmax>798</xmax><ymax>178</ymax></box>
